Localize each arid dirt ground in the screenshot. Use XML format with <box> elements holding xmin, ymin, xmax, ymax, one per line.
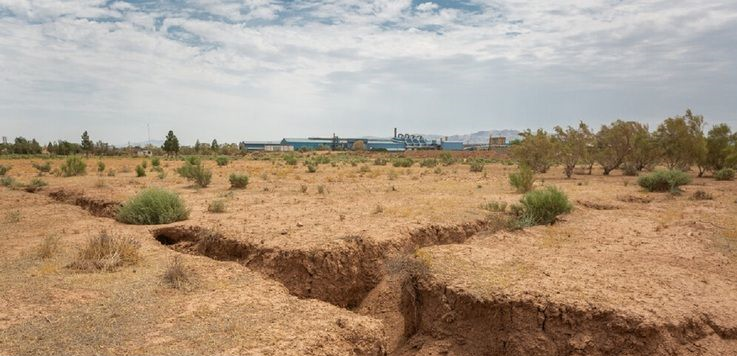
<box><xmin>1</xmin><ymin>153</ymin><xmax>736</xmax><ymax>355</ymax></box>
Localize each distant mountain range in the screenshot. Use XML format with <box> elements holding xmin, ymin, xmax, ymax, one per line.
<box><xmin>422</xmin><ymin>130</ymin><xmax>521</xmax><ymax>144</ymax></box>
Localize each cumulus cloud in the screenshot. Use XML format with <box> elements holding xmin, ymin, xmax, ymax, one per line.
<box><xmin>0</xmin><ymin>0</ymin><xmax>736</xmax><ymax>144</ymax></box>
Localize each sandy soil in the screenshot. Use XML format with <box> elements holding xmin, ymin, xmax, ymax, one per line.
<box><xmin>1</xmin><ymin>154</ymin><xmax>736</xmax><ymax>355</ymax></box>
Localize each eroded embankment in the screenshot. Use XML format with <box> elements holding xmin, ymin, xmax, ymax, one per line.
<box><xmin>398</xmin><ymin>277</ymin><xmax>737</xmax><ymax>355</ymax></box>
<box><xmin>153</xmin><ymin>220</ymin><xmax>492</xmax><ymax>309</ymax></box>
<box><xmin>46</xmin><ymin>188</ymin><xmax>121</xmax><ymax>218</ymax></box>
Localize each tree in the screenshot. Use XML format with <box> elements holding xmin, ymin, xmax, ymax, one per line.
<box><xmin>510</xmin><ymin>129</ymin><xmax>558</xmax><ymax>173</ymax></box>
<box><xmin>654</xmin><ymin>109</ymin><xmax>707</xmax><ymax>173</ymax></box>
<box><xmin>211</xmin><ymin>139</ymin><xmax>219</xmax><ymax>154</ymax></box>
<box><xmin>625</xmin><ymin>122</ymin><xmax>660</xmax><ymax>172</ymax></box>
<box><xmin>81</xmin><ymin>131</ymin><xmax>93</xmax><ymax>157</ymax></box>
<box><xmin>704</xmin><ymin>123</ymin><xmax>732</xmax><ymax>172</ymax></box>
<box><xmin>595</xmin><ymin>120</ymin><xmax>639</xmax><ymax>175</ymax></box>
<box><xmin>553</xmin><ymin>122</ymin><xmax>592</xmax><ymax>178</ymax></box>
<box><xmin>194</xmin><ymin>139</ymin><xmax>201</xmax><ymax>154</ymax></box>
<box><xmin>352</xmin><ymin>140</ymin><xmax>366</xmax><ymax>151</ymax></box>
<box><xmin>162</xmin><ymin>130</ymin><xmax>180</xmax><ymax>157</ymax></box>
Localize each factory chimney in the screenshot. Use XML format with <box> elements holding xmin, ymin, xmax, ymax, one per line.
<box><xmin>394</xmin><ymin>128</ymin><xmax>397</xmax><ymax>138</ymax></box>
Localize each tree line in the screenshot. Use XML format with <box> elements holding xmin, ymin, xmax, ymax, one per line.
<box><xmin>510</xmin><ymin>109</ymin><xmax>736</xmax><ymax>178</ymax></box>
<box><xmin>0</xmin><ymin>130</ymin><xmax>240</xmax><ymax>157</ymax></box>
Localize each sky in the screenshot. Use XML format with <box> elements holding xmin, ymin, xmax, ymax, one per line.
<box><xmin>1</xmin><ymin>0</ymin><xmax>736</xmax><ymax>145</ymax></box>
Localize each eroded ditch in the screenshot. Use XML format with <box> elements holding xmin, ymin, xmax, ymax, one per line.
<box><xmin>37</xmin><ymin>187</ymin><xmax>735</xmax><ymax>355</ymax></box>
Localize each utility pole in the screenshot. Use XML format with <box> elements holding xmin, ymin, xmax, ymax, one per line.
<box><xmin>147</xmin><ymin>123</ymin><xmax>151</xmax><ymax>147</ymax></box>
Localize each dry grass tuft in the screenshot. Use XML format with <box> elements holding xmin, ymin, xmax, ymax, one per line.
<box><xmin>36</xmin><ymin>235</ymin><xmax>62</xmax><ymax>260</ymax></box>
<box><xmin>163</xmin><ymin>255</ymin><xmax>194</xmax><ymax>289</ymax></box>
<box><xmin>69</xmin><ymin>232</ymin><xmax>140</xmax><ymax>272</ymax></box>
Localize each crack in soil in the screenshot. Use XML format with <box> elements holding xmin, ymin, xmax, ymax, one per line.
<box><xmin>46</xmin><ymin>188</ymin><xmax>121</xmax><ymax>219</ymax></box>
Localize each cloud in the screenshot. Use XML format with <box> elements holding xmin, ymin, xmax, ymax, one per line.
<box><xmin>0</xmin><ymin>0</ymin><xmax>736</xmax><ymax>144</ymax></box>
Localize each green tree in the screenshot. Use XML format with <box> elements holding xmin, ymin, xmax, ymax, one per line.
<box><xmin>81</xmin><ymin>131</ymin><xmax>93</xmax><ymax>157</ymax></box>
<box><xmin>194</xmin><ymin>139</ymin><xmax>201</xmax><ymax>154</ymax></box>
<box><xmin>509</xmin><ymin>129</ymin><xmax>557</xmax><ymax>173</ymax></box>
<box><xmin>654</xmin><ymin>109</ymin><xmax>707</xmax><ymax>173</ymax></box>
<box><xmin>211</xmin><ymin>139</ymin><xmax>219</xmax><ymax>154</ymax></box>
<box><xmin>704</xmin><ymin>123</ymin><xmax>732</xmax><ymax>171</ymax></box>
<box><xmin>162</xmin><ymin>130</ymin><xmax>180</xmax><ymax>157</ymax></box>
<box><xmin>553</xmin><ymin>122</ymin><xmax>592</xmax><ymax>178</ymax></box>
<box><xmin>595</xmin><ymin>120</ymin><xmax>639</xmax><ymax>175</ymax></box>
<box><xmin>625</xmin><ymin>122</ymin><xmax>660</xmax><ymax>172</ymax></box>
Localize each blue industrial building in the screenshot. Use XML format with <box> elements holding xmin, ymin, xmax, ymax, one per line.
<box><xmin>441</xmin><ymin>141</ymin><xmax>464</xmax><ymax>151</ymax></box>
<box><xmin>240</xmin><ymin>129</ymin><xmax>468</xmax><ymax>152</ymax></box>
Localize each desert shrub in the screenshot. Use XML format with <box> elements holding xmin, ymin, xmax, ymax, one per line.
<box><xmin>300</xmin><ymin>184</ymin><xmax>308</xmax><ymax>193</ymax></box>
<box><xmin>69</xmin><ymin>232</ymin><xmax>140</xmax><ymax>272</ymax></box>
<box><xmin>469</xmin><ymin>161</ymin><xmax>484</xmax><ymax>172</ymax></box>
<box><xmin>313</xmin><ymin>155</ymin><xmax>331</xmax><ymax>165</ymax></box>
<box><xmin>60</xmin><ymin>156</ymin><xmax>86</xmax><ymax>177</ymax></box>
<box><xmin>163</xmin><ymin>256</ymin><xmax>193</xmax><ymax>289</ymax></box>
<box><xmin>184</xmin><ymin>156</ymin><xmax>201</xmax><ymax>165</ymax></box>
<box><xmin>229</xmin><ymin>173</ymin><xmax>249</xmax><ymax>189</ymax></box>
<box><xmin>135</xmin><ymin>165</ymin><xmax>146</xmax><ymax>177</ymax></box>
<box><xmin>4</xmin><ymin>210</ymin><xmax>21</xmax><ymax>223</ymax></box>
<box><xmin>177</xmin><ymin>161</ymin><xmax>212</xmax><ymax>187</ymax></box>
<box><xmin>637</xmin><ymin>170</ymin><xmax>691</xmax><ymax>192</ymax></box>
<box><xmin>384</xmin><ymin>254</ymin><xmax>429</xmax><ymax>280</ymax></box>
<box><xmin>714</xmin><ymin>168</ymin><xmax>735</xmax><ymax>181</ymax></box>
<box><xmin>515</xmin><ymin>187</ymin><xmax>573</xmax><ymax>226</ymax></box>
<box><xmin>1</xmin><ymin>176</ymin><xmax>16</xmax><ymax>188</ymax></box>
<box><xmin>306</xmin><ymin>163</ymin><xmax>317</xmax><ymax>173</ymax></box>
<box><xmin>151</xmin><ymin>157</ymin><xmax>161</xmax><ymax>167</ymax></box>
<box><xmin>621</xmin><ymin>163</ymin><xmax>639</xmax><ymax>176</ymax></box>
<box><xmin>509</xmin><ymin>166</ymin><xmax>535</xmax><ymax>193</ymax></box>
<box><xmin>433</xmin><ymin>167</ymin><xmax>442</xmax><ymax>174</ymax></box>
<box><xmin>481</xmin><ymin>200</ymin><xmax>507</xmax><ymax>212</ymax></box>
<box><xmin>117</xmin><ymin>188</ymin><xmax>189</xmax><ymax>225</ymax></box>
<box><xmin>215</xmin><ymin>156</ymin><xmax>229</xmax><ymax>166</ymax></box>
<box><xmin>107</xmin><ymin>169</ymin><xmax>116</xmax><ymax>177</ymax></box>
<box><xmin>0</xmin><ymin>165</ymin><xmax>10</xmax><ymax>176</ymax></box>
<box><xmin>36</xmin><ymin>235</ymin><xmax>61</xmax><ymax>260</ymax></box>
<box><xmin>393</xmin><ymin>158</ymin><xmax>414</xmax><ymax>168</ymax></box>
<box><xmin>32</xmin><ymin>162</ymin><xmax>52</xmax><ymax>175</ymax></box>
<box><xmin>373</xmin><ymin>204</ymin><xmax>384</xmax><ymax>214</ymax></box>
<box><xmin>420</xmin><ymin>159</ymin><xmax>438</xmax><ymax>168</ymax></box>
<box><xmin>284</xmin><ymin>155</ymin><xmax>298</xmax><ymax>165</ymax></box>
<box><xmin>24</xmin><ymin>178</ymin><xmax>47</xmax><ymax>193</ymax></box>
<box><xmin>97</xmin><ymin>161</ymin><xmax>106</xmax><ymax>174</ymax></box>
<box><xmin>120</xmin><ymin>165</ymin><xmax>131</xmax><ymax>173</ymax></box>
<box><xmin>141</xmin><ymin>160</ymin><xmax>148</xmax><ymax>169</ymax></box>
<box><xmin>207</xmin><ymin>199</ymin><xmax>226</xmax><ymax>213</ymax></box>
<box><xmin>317</xmin><ymin>185</ymin><xmax>326</xmax><ymax>194</ymax></box>
<box><xmin>439</xmin><ymin>152</ymin><xmax>456</xmax><ymax>166</ymax></box>
<box><xmin>691</xmin><ymin>190</ymin><xmax>713</xmax><ymax>200</ymax></box>
<box><xmin>374</xmin><ymin>158</ymin><xmax>388</xmax><ymax>166</ymax></box>
<box><xmin>358</xmin><ymin>165</ymin><xmax>371</xmax><ymax>173</ymax></box>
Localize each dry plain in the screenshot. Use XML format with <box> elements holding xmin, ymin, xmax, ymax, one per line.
<box><xmin>0</xmin><ymin>152</ymin><xmax>736</xmax><ymax>355</ymax></box>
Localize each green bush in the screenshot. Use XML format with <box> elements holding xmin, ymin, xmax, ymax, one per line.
<box><xmin>177</xmin><ymin>161</ymin><xmax>212</xmax><ymax>187</ymax></box>
<box><xmin>24</xmin><ymin>178</ymin><xmax>47</xmax><ymax>193</ymax></box>
<box><xmin>229</xmin><ymin>173</ymin><xmax>249</xmax><ymax>189</ymax></box>
<box><xmin>637</xmin><ymin>170</ymin><xmax>691</xmax><ymax>192</ymax></box>
<box><xmin>184</xmin><ymin>156</ymin><xmax>201</xmax><ymax>165</ymax></box>
<box><xmin>284</xmin><ymin>155</ymin><xmax>298</xmax><ymax>165</ymax></box>
<box><xmin>420</xmin><ymin>159</ymin><xmax>438</xmax><ymax>168</ymax></box>
<box><xmin>135</xmin><ymin>165</ymin><xmax>146</xmax><ymax>177</ymax></box>
<box><xmin>509</xmin><ymin>166</ymin><xmax>535</xmax><ymax>193</ymax></box>
<box><xmin>306</xmin><ymin>164</ymin><xmax>317</xmax><ymax>173</ymax></box>
<box><xmin>714</xmin><ymin>168</ymin><xmax>735</xmax><ymax>181</ymax></box>
<box><xmin>151</xmin><ymin>157</ymin><xmax>161</xmax><ymax>167</ymax></box>
<box><xmin>439</xmin><ymin>152</ymin><xmax>455</xmax><ymax>166</ymax></box>
<box><xmin>97</xmin><ymin>161</ymin><xmax>106</xmax><ymax>174</ymax></box>
<box><xmin>117</xmin><ymin>188</ymin><xmax>189</xmax><ymax>225</ymax></box>
<box><xmin>32</xmin><ymin>162</ymin><xmax>51</xmax><ymax>175</ymax></box>
<box><xmin>141</xmin><ymin>160</ymin><xmax>148</xmax><ymax>169</ymax></box>
<box><xmin>0</xmin><ymin>165</ymin><xmax>10</xmax><ymax>176</ymax></box>
<box><xmin>215</xmin><ymin>156</ymin><xmax>229</xmax><ymax>167</ymax></box>
<box><xmin>207</xmin><ymin>199</ymin><xmax>226</xmax><ymax>213</ymax></box>
<box><xmin>469</xmin><ymin>161</ymin><xmax>484</xmax><ymax>172</ymax></box>
<box><xmin>374</xmin><ymin>158</ymin><xmax>388</xmax><ymax>166</ymax></box>
<box><xmin>0</xmin><ymin>176</ymin><xmax>16</xmax><ymax>187</ymax></box>
<box><xmin>517</xmin><ymin>186</ymin><xmax>573</xmax><ymax>225</ymax></box>
<box><xmin>393</xmin><ymin>158</ymin><xmax>414</xmax><ymax>167</ymax></box>
<box><xmin>60</xmin><ymin>156</ymin><xmax>86</xmax><ymax>177</ymax></box>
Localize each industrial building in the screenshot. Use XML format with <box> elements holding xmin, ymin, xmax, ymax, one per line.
<box><xmin>240</xmin><ymin>129</ymin><xmax>468</xmax><ymax>152</ymax></box>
